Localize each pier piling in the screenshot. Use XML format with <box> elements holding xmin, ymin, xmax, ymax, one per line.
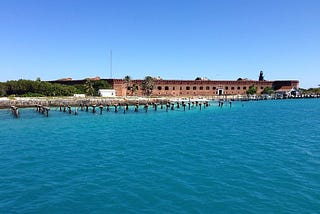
<box><xmin>182</xmin><ymin>102</ymin><xmax>186</xmax><ymax>111</ymax></box>
<box><xmin>114</xmin><ymin>104</ymin><xmax>118</xmax><ymax>113</ymax></box>
<box><xmin>99</xmin><ymin>105</ymin><xmax>104</xmax><ymax>114</ymax></box>
<box><xmin>92</xmin><ymin>105</ymin><xmax>96</xmax><ymax>113</ymax></box>
<box><xmin>43</xmin><ymin>107</ymin><xmax>50</xmax><ymax>117</ymax></box>
<box><xmin>35</xmin><ymin>105</ymin><xmax>50</xmax><ymax>117</ymax></box>
<box><xmin>144</xmin><ymin>104</ymin><xmax>148</xmax><ymax>113</ymax></box>
<box><xmin>11</xmin><ymin>106</ymin><xmax>19</xmax><ymax>118</ymax></box>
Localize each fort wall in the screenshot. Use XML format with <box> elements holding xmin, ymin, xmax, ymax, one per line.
<box><xmin>49</xmin><ymin>78</ymin><xmax>299</xmax><ymax>97</ymax></box>
<box><xmin>110</xmin><ymin>79</ymin><xmax>299</xmax><ymax>97</ymax></box>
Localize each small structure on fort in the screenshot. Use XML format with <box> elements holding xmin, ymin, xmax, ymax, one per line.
<box><xmin>259</xmin><ymin>71</ymin><xmax>265</xmax><ymax>81</ymax></box>
<box><xmin>74</xmin><ymin>94</ymin><xmax>86</xmax><ymax>98</ymax></box>
<box><xmin>98</xmin><ymin>89</ymin><xmax>116</xmax><ymax>97</ymax></box>
<box><xmin>275</xmin><ymin>86</ymin><xmax>301</xmax><ymax>98</ymax></box>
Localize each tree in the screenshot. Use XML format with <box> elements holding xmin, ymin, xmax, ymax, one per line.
<box><xmin>246</xmin><ymin>85</ymin><xmax>257</xmax><ymax>95</ymax></box>
<box><xmin>1</xmin><ymin>79</ymin><xmax>79</xmax><ymax>97</ymax></box>
<box><xmin>261</xmin><ymin>86</ymin><xmax>274</xmax><ymax>95</ymax></box>
<box><xmin>142</xmin><ymin>76</ymin><xmax>154</xmax><ymax>96</ymax></box>
<box><xmin>0</xmin><ymin>82</ymin><xmax>7</xmax><ymax>96</ymax></box>
<box><xmin>123</xmin><ymin>75</ymin><xmax>131</xmax><ymax>96</ymax></box>
<box><xmin>131</xmin><ymin>83</ymin><xmax>138</xmax><ymax>96</ymax></box>
<box><xmin>84</xmin><ymin>78</ymin><xmax>95</xmax><ymax>96</ymax></box>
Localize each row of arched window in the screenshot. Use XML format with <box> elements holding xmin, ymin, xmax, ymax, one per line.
<box><xmin>128</xmin><ymin>85</ymin><xmax>265</xmax><ymax>91</ymax></box>
<box><xmin>155</xmin><ymin>86</ymin><xmax>263</xmax><ymax>91</ymax></box>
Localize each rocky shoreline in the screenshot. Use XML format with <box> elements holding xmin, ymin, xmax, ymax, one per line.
<box><xmin>0</xmin><ymin>97</ymin><xmax>172</xmax><ymax>109</ymax></box>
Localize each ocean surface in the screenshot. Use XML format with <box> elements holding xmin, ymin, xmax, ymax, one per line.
<box><xmin>0</xmin><ymin>99</ymin><xmax>319</xmax><ymax>213</ymax></box>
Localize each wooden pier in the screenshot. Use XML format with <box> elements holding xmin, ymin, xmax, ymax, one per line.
<box><xmin>7</xmin><ymin>100</ymin><xmax>212</xmax><ymax>119</ymax></box>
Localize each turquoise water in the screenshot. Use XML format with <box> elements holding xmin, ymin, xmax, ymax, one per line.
<box><xmin>1</xmin><ymin>99</ymin><xmax>320</xmax><ymax>213</ymax></box>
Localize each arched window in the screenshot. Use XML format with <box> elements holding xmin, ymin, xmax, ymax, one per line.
<box><xmin>157</xmin><ymin>86</ymin><xmax>162</xmax><ymax>90</ymax></box>
<box><xmin>206</xmin><ymin>86</ymin><xmax>210</xmax><ymax>90</ymax></box>
<box><xmin>213</xmin><ymin>87</ymin><xmax>216</xmax><ymax>90</ymax></box>
<box><xmin>186</xmin><ymin>86</ymin><xmax>190</xmax><ymax>90</ymax></box>
<box><xmin>165</xmin><ymin>86</ymin><xmax>169</xmax><ymax>90</ymax></box>
<box><xmin>199</xmin><ymin>86</ymin><xmax>203</xmax><ymax>90</ymax></box>
<box><xmin>193</xmin><ymin>86</ymin><xmax>197</xmax><ymax>90</ymax></box>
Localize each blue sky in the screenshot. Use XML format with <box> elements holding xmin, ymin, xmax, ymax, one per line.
<box><xmin>0</xmin><ymin>0</ymin><xmax>319</xmax><ymax>88</ymax></box>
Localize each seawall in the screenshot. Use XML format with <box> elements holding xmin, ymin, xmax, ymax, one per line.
<box><xmin>0</xmin><ymin>97</ymin><xmax>171</xmax><ymax>109</ymax></box>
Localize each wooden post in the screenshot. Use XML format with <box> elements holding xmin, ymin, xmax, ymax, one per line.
<box><xmin>114</xmin><ymin>104</ymin><xmax>118</xmax><ymax>113</ymax></box>
<box><xmin>11</xmin><ymin>106</ymin><xmax>19</xmax><ymax>118</ymax></box>
<box><xmin>144</xmin><ymin>104</ymin><xmax>148</xmax><ymax>112</ymax></box>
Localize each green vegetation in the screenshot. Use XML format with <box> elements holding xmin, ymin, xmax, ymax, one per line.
<box><xmin>246</xmin><ymin>85</ymin><xmax>257</xmax><ymax>95</ymax></box>
<box><xmin>130</xmin><ymin>83</ymin><xmax>138</xmax><ymax>96</ymax></box>
<box><xmin>123</xmin><ymin>75</ymin><xmax>132</xmax><ymax>96</ymax></box>
<box><xmin>2</xmin><ymin>79</ymin><xmax>79</xmax><ymax>97</ymax></box>
<box><xmin>300</xmin><ymin>87</ymin><xmax>320</xmax><ymax>95</ymax></box>
<box><xmin>84</xmin><ymin>79</ymin><xmax>95</xmax><ymax>96</ymax></box>
<box><xmin>261</xmin><ymin>86</ymin><xmax>274</xmax><ymax>95</ymax></box>
<box><xmin>142</xmin><ymin>76</ymin><xmax>154</xmax><ymax>96</ymax></box>
<box><xmin>0</xmin><ymin>79</ymin><xmax>112</xmax><ymax>97</ymax></box>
